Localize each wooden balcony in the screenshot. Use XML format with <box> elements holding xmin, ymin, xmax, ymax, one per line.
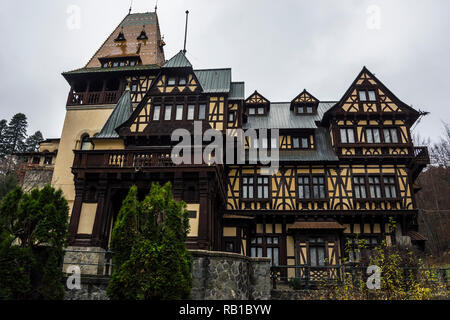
<box><xmin>72</xmin><ymin>149</ymin><xmax>224</xmax><ymax>175</ymax></box>
<box><xmin>411</xmin><ymin>146</ymin><xmax>430</xmax><ymax>181</ymax></box>
<box><xmin>67</xmin><ymin>90</ymin><xmax>121</xmax><ymax>106</ymax></box>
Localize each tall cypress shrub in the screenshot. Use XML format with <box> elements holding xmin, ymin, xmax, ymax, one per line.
<box><xmin>107</xmin><ymin>182</ymin><xmax>192</xmax><ymax>300</ymax></box>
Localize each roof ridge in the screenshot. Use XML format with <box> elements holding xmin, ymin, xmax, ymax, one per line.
<box><xmin>194</xmin><ymin>68</ymin><xmax>231</xmax><ymax>72</ymax></box>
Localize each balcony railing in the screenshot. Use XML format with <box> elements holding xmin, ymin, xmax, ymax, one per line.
<box><xmin>72</xmin><ymin>149</ymin><xmax>223</xmax><ymax>172</ymax></box>
<box><xmin>67</xmin><ymin>90</ymin><xmax>121</xmax><ymax>106</ymax></box>
<box><xmin>413</xmin><ymin>146</ymin><xmax>430</xmax><ymax>163</ymax></box>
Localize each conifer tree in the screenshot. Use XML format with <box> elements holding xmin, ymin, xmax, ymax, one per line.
<box><xmin>4</xmin><ymin>113</ymin><xmax>28</xmax><ymax>154</ymax></box>
<box><xmin>25</xmin><ymin>131</ymin><xmax>44</xmax><ymax>152</ymax></box>
<box><xmin>107</xmin><ymin>182</ymin><xmax>192</xmax><ymax>300</ymax></box>
<box><xmin>0</xmin><ymin>119</ymin><xmax>7</xmax><ymax>159</ymax></box>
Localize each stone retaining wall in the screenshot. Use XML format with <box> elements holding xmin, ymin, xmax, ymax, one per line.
<box><xmin>63</xmin><ymin>248</ymin><xmax>271</xmax><ymax>300</ymax></box>
<box><xmin>190</xmin><ymin>250</ymin><xmax>271</xmax><ymax>300</ymax></box>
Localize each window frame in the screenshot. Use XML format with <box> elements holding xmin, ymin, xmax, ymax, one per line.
<box><xmin>340</xmin><ymin>127</ymin><xmax>356</xmax><ymax>144</ymax></box>
<box><xmin>365</xmin><ymin>127</ymin><xmax>381</xmax><ymax>143</ymax></box>
<box><xmin>297</xmin><ymin>174</ymin><xmax>328</xmax><ymax>201</ymax></box>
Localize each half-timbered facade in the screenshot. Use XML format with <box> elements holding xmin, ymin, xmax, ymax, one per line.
<box><xmin>53</xmin><ymin>11</ymin><xmax>429</xmax><ymax>273</ymax></box>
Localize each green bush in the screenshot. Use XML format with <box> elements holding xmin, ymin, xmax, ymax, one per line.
<box><xmin>107</xmin><ymin>182</ymin><xmax>192</xmax><ymax>300</ymax></box>
<box><xmin>0</xmin><ymin>185</ymin><xmax>69</xmax><ymax>300</ymax></box>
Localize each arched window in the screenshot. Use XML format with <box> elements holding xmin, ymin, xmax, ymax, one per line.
<box><xmin>80</xmin><ymin>134</ymin><xmax>91</xmax><ymax>150</ymax></box>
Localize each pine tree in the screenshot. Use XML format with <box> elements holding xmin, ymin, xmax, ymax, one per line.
<box><xmin>0</xmin><ymin>120</ymin><xmax>7</xmax><ymax>159</ymax></box>
<box><xmin>25</xmin><ymin>131</ymin><xmax>44</xmax><ymax>152</ymax></box>
<box><xmin>4</xmin><ymin>113</ymin><xmax>28</xmax><ymax>154</ymax></box>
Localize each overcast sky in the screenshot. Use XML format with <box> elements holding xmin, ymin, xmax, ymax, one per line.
<box><xmin>0</xmin><ymin>0</ymin><xmax>449</xmax><ymax>142</ymax></box>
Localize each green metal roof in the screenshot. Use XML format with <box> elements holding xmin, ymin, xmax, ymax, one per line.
<box><xmin>247</xmin><ymin>128</ymin><xmax>338</xmax><ymax>162</ymax></box>
<box><xmin>95</xmin><ymin>90</ymin><xmax>133</xmax><ymax>139</ymax></box>
<box><xmin>229</xmin><ymin>82</ymin><xmax>245</xmax><ymax>100</ymax></box>
<box><xmin>121</xmin><ymin>12</ymin><xmax>156</xmax><ymax>26</ymax></box>
<box><xmin>162</xmin><ymin>51</ymin><xmax>192</xmax><ymax>68</ymax></box>
<box><xmin>243</xmin><ymin>102</ymin><xmax>337</xmax><ymax>130</ymax></box>
<box><xmin>62</xmin><ymin>64</ymin><xmax>160</xmax><ymax>76</ymax></box>
<box><xmin>194</xmin><ymin>69</ymin><xmax>231</xmax><ymax>93</ymax></box>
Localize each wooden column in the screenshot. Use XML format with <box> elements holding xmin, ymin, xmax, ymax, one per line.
<box><xmin>68</xmin><ymin>183</ymin><xmax>84</xmax><ymax>245</ymax></box>
<box><xmin>91</xmin><ymin>176</ymin><xmax>108</xmax><ymax>248</ymax></box>
<box><xmin>198</xmin><ymin>172</ymin><xmax>210</xmax><ymax>250</ymax></box>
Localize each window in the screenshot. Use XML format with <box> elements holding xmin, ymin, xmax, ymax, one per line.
<box><xmin>383</xmin><ymin>176</ymin><xmax>397</xmax><ymax>198</ymax></box>
<box><xmin>266</xmin><ymin>237</ymin><xmax>279</xmax><ymax>266</ymax></box>
<box><xmin>292</xmin><ymin>136</ymin><xmax>309</xmax><ymax>149</ymax></box>
<box><xmin>297</xmin><ymin>106</ymin><xmax>304</xmax><ymax>113</ymax></box>
<box><xmin>368</xmin><ymin>176</ymin><xmax>382</xmax><ymax>198</ymax></box>
<box><xmin>271</xmin><ymin>137</ymin><xmax>278</xmax><ymax>149</ymax></box>
<box><xmin>198</xmin><ymin>104</ymin><xmax>206</xmax><ymax>120</ymax></box>
<box><xmin>293</xmin><ymin>137</ymin><xmax>300</xmax><ymax>149</ymax></box>
<box><xmin>366</xmin><ymin>128</ymin><xmax>381</xmax><ymax>143</ymax></box>
<box><xmin>131</xmin><ymin>83</ymin><xmax>138</xmax><ymax>92</ymax></box>
<box><xmin>312</xmin><ymin>176</ymin><xmax>326</xmax><ymax>199</ymax></box>
<box><xmin>130</xmin><ymin>60</ymin><xmax>136</xmax><ymax>66</ymax></box>
<box><xmin>225</xmin><ymin>242</ymin><xmax>234</xmax><ymax>252</ymax></box>
<box><xmin>309</xmin><ymin>238</ymin><xmax>326</xmax><ymax>267</ymax></box>
<box><xmin>298</xmin><ymin>175</ymin><xmax>326</xmax><ymax>200</ymax></box>
<box><xmin>164</xmin><ymin>105</ymin><xmax>172</xmax><ymax>120</ymax></box>
<box><xmin>301</xmin><ymin>137</ymin><xmax>309</xmax><ymax>149</ymax></box>
<box><xmin>298</xmin><ymin>176</ymin><xmax>311</xmax><ymax>199</ymax></box>
<box><xmin>306</xmin><ymin>106</ymin><xmax>313</xmax><ymax>114</ymax></box>
<box><xmin>176</xmin><ymin>105</ymin><xmax>183</xmax><ymax>120</ymax></box>
<box><xmin>353</xmin><ymin>176</ymin><xmax>367</xmax><ymax>199</ymax></box>
<box><xmin>81</xmin><ymin>135</ymin><xmax>91</xmax><ymax>150</ymax></box>
<box><xmin>261</xmin><ymin>137</ymin><xmax>268</xmax><ymax>149</ymax></box>
<box><xmin>179</xmin><ymin>77</ymin><xmax>187</xmax><ymax>85</ymax></box>
<box><xmin>32</xmin><ymin>156</ymin><xmax>40</xmax><ymax>165</ymax></box>
<box><xmin>340</xmin><ymin>128</ymin><xmax>355</xmax><ymax>143</ymax></box>
<box><xmin>248</xmin><ymin>107</ymin><xmax>255</xmax><ymax>115</ymax></box>
<box><xmin>119</xmin><ymin>61</ymin><xmax>125</xmax><ymax>67</ymax></box>
<box><xmin>44</xmin><ymin>155</ymin><xmax>52</xmax><ymax>165</ymax></box>
<box><xmin>257</xmin><ymin>176</ymin><xmax>270</xmax><ymax>199</ymax></box>
<box><xmin>228</xmin><ymin>111</ymin><xmax>235</xmax><ymax>123</ymax></box>
<box><xmin>257</xmin><ymin>107</ymin><xmax>265</xmax><ymax>115</ymax></box>
<box><xmin>359</xmin><ymin>91</ymin><xmax>367</xmax><ymax>101</ymax></box>
<box><xmin>187</xmin><ymin>105</ymin><xmax>195</xmax><ymax>120</ymax></box>
<box><xmin>383</xmin><ymin>128</ymin><xmax>399</xmax><ymax>143</ymax></box>
<box><xmin>242</xmin><ymin>176</ymin><xmax>254</xmax><ymax>199</ymax></box>
<box><xmin>359</xmin><ymin>90</ymin><xmax>376</xmax><ymax>102</ymax></box>
<box><xmin>250</xmin><ymin>237</ymin><xmax>263</xmax><ymax>258</ymax></box>
<box><xmin>113</xmin><ymin>62</ymin><xmax>119</xmax><ymax>67</ymax></box>
<box><xmin>153</xmin><ymin>106</ymin><xmax>161</xmax><ymax>121</ymax></box>
<box><xmin>167</xmin><ymin>77</ymin><xmax>176</xmax><ymax>86</ymax></box>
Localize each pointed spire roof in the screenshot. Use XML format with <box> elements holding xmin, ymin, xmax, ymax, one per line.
<box><xmin>95</xmin><ymin>90</ymin><xmax>133</xmax><ymax>139</ymax></box>
<box><xmin>162</xmin><ymin>50</ymin><xmax>192</xmax><ymax>68</ymax></box>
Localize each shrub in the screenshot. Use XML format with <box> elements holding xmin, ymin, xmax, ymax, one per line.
<box><xmin>107</xmin><ymin>182</ymin><xmax>192</xmax><ymax>300</ymax></box>
<box><xmin>0</xmin><ymin>185</ymin><xmax>69</xmax><ymax>300</ymax></box>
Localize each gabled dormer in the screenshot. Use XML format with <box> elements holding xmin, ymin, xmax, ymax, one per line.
<box><xmin>290</xmin><ymin>89</ymin><xmax>319</xmax><ymax>115</ymax></box>
<box><xmin>322</xmin><ymin>67</ymin><xmax>420</xmax><ymax>126</ymax></box>
<box><xmin>150</xmin><ymin>50</ymin><xmax>203</xmax><ymax>95</ymax></box>
<box><xmin>245</xmin><ymin>91</ymin><xmax>270</xmax><ymax>116</ymax></box>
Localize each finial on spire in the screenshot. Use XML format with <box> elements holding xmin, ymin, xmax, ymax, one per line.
<box><xmin>129</xmin><ymin>0</ymin><xmax>133</xmax><ymax>14</ymax></box>
<box><xmin>155</xmin><ymin>0</ymin><xmax>158</xmax><ymax>12</ymax></box>
<box><xmin>183</xmin><ymin>10</ymin><xmax>189</xmax><ymax>54</ymax></box>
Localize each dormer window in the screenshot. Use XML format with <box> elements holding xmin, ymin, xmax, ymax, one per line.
<box><xmin>166</xmin><ymin>76</ymin><xmax>188</xmax><ymax>86</ymax></box>
<box><xmin>245</xmin><ymin>91</ymin><xmax>270</xmax><ymax>116</ymax></box>
<box><xmin>114</xmin><ymin>28</ymin><xmax>126</xmax><ymax>42</ymax></box>
<box><xmin>292</xmin><ymin>137</ymin><xmax>309</xmax><ymax>149</ymax></box>
<box><xmin>137</xmin><ymin>26</ymin><xmax>148</xmax><ymax>40</ymax></box>
<box><xmin>291</xmin><ymin>90</ymin><xmax>319</xmax><ymax>115</ymax></box>
<box><xmin>168</xmin><ymin>77</ymin><xmax>176</xmax><ymax>86</ymax></box>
